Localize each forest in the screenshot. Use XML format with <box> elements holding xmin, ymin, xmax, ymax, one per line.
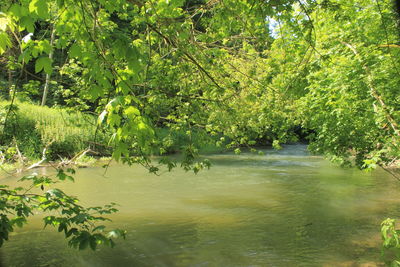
<box><xmin>0</xmin><ymin>0</ymin><xmax>400</xmax><ymax>265</ymax></box>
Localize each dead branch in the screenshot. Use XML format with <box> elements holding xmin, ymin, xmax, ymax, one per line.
<box><xmin>378</xmin><ymin>44</ymin><xmax>400</xmax><ymax>48</ymax></box>
<box><xmin>0</xmin><ymin>151</ymin><xmax>4</xmax><ymax>165</ymax></box>
<box><xmin>57</xmin><ymin>148</ymin><xmax>94</xmax><ymax>167</ymax></box>
<box><xmin>26</xmin><ymin>141</ymin><xmax>54</xmax><ymax>170</ymax></box>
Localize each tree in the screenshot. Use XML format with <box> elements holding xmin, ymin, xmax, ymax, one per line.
<box><xmin>0</xmin><ymin>0</ymin><xmax>399</xmax><ymax>254</ymax></box>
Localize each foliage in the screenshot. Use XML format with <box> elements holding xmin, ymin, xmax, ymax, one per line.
<box><xmin>0</xmin><ymin>168</ymin><xmax>125</xmax><ymax>250</ymax></box>
<box><xmin>295</xmin><ymin>0</ymin><xmax>400</xmax><ymax>169</ymax></box>
<box><xmin>381</xmin><ymin>218</ymin><xmax>400</xmax><ymax>266</ymax></box>
<box><xmin>0</xmin><ymin>0</ymin><xmax>399</xmax><ymax>256</ymax></box>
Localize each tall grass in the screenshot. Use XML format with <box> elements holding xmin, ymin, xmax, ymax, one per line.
<box><xmin>0</xmin><ymin>101</ymin><xmax>223</xmax><ymax>162</ymax></box>
<box><xmin>0</xmin><ymin>101</ymin><xmax>109</xmax><ymax>160</ymax></box>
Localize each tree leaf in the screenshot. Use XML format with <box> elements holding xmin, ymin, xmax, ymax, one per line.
<box><xmin>0</xmin><ymin>17</ymin><xmax>8</xmax><ymax>31</ymax></box>
<box><xmin>69</xmin><ymin>43</ymin><xmax>81</xmax><ymax>58</ymax></box>
<box><xmin>20</xmin><ymin>16</ymin><xmax>35</xmax><ymax>32</ymax></box>
<box><xmin>29</xmin><ymin>0</ymin><xmax>49</xmax><ymax>19</ymax></box>
<box><xmin>0</xmin><ymin>32</ymin><xmax>11</xmax><ymax>55</ymax></box>
<box><xmin>35</xmin><ymin>56</ymin><xmax>52</xmax><ymax>74</ymax></box>
<box><xmin>78</xmin><ymin>238</ymin><xmax>89</xmax><ymax>250</ymax></box>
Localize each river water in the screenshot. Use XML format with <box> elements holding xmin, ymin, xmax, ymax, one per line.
<box><xmin>0</xmin><ymin>144</ymin><xmax>399</xmax><ymax>266</ymax></box>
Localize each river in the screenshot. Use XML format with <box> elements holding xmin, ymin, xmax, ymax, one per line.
<box><xmin>0</xmin><ymin>144</ymin><xmax>399</xmax><ymax>266</ymax></box>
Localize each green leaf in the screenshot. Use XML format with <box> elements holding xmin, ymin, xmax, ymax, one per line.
<box><xmin>38</xmin><ymin>40</ymin><xmax>52</xmax><ymax>54</ymax></box>
<box><xmin>73</xmin><ymin>213</ymin><xmax>87</xmax><ymax>224</ymax></box>
<box><xmin>11</xmin><ymin>217</ymin><xmax>27</xmax><ymax>228</ymax></box>
<box><xmin>88</xmin><ymin>85</ymin><xmax>103</xmax><ymax>99</ymax></box>
<box><xmin>69</xmin><ymin>43</ymin><xmax>81</xmax><ymax>58</ymax></box>
<box><xmin>78</xmin><ymin>238</ymin><xmax>89</xmax><ymax>250</ymax></box>
<box><xmin>46</xmin><ymin>189</ymin><xmax>63</xmax><ymax>198</ymax></box>
<box><xmin>57</xmin><ymin>170</ymin><xmax>67</xmax><ymax>180</ymax></box>
<box><xmin>92</xmin><ymin>225</ymin><xmax>106</xmax><ymax>232</ymax></box>
<box><xmin>65</xmin><ymin>228</ymin><xmax>78</xmax><ymax>238</ymax></box>
<box><xmin>56</xmin><ymin>0</ymin><xmax>65</xmax><ymax>7</ymax></box>
<box><xmin>58</xmin><ymin>223</ymin><xmax>66</xmax><ymax>232</ymax></box>
<box><xmin>0</xmin><ymin>16</ymin><xmax>8</xmax><ymax>31</ymax></box>
<box><xmin>66</xmin><ymin>168</ymin><xmax>76</xmax><ymax>175</ymax></box>
<box><xmin>8</xmin><ymin>4</ymin><xmax>22</xmax><ymax>18</ymax></box>
<box><xmin>89</xmin><ymin>237</ymin><xmax>97</xmax><ymax>250</ymax></box>
<box><xmin>29</xmin><ymin>0</ymin><xmax>49</xmax><ymax>19</ymax></box>
<box><xmin>19</xmin><ymin>16</ymin><xmax>35</xmax><ymax>32</ymax></box>
<box><xmin>0</xmin><ymin>32</ymin><xmax>11</xmax><ymax>55</ymax></box>
<box><xmin>124</xmin><ymin>106</ymin><xmax>140</xmax><ymax>117</ymax></box>
<box><xmin>35</xmin><ymin>56</ymin><xmax>52</xmax><ymax>74</ymax></box>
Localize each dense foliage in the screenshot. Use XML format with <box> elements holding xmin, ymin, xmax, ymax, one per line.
<box><xmin>0</xmin><ymin>0</ymin><xmax>399</xmax><ymax>259</ymax></box>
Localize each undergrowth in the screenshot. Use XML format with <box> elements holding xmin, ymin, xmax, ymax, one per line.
<box><xmin>0</xmin><ymin>100</ymin><xmax>224</xmax><ymax>167</ymax></box>
<box><xmin>0</xmin><ymin>100</ymin><xmax>110</xmax><ymax>161</ymax></box>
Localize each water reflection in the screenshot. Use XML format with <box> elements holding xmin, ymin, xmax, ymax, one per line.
<box><xmin>0</xmin><ymin>145</ymin><xmax>399</xmax><ymax>266</ymax></box>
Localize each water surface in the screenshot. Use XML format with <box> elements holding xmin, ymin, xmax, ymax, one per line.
<box><xmin>1</xmin><ymin>144</ymin><xmax>399</xmax><ymax>266</ymax></box>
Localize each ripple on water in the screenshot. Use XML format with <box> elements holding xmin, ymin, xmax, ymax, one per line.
<box><xmin>0</xmin><ymin>144</ymin><xmax>398</xmax><ymax>266</ymax></box>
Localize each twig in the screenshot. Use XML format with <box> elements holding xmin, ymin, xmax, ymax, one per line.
<box><xmin>57</xmin><ymin>148</ymin><xmax>93</xmax><ymax>167</ymax></box>
<box><xmin>382</xmin><ymin>167</ymin><xmax>400</xmax><ymax>182</ymax></box>
<box><xmin>14</xmin><ymin>141</ymin><xmax>25</xmax><ymax>166</ymax></box>
<box><xmin>146</xmin><ymin>23</ymin><xmax>223</xmax><ymax>89</ymax></box>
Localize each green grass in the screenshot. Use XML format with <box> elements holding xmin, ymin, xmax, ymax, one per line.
<box><xmin>0</xmin><ymin>101</ymin><xmax>224</xmax><ymax>165</ymax></box>
<box><xmin>0</xmin><ymin>101</ymin><xmax>109</xmax><ymax>160</ymax></box>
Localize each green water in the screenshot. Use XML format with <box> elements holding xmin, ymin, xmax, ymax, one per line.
<box><xmin>1</xmin><ymin>144</ymin><xmax>399</xmax><ymax>266</ymax></box>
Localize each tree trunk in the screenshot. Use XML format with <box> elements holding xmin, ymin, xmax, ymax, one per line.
<box><xmin>41</xmin><ymin>28</ymin><xmax>55</xmax><ymax>106</ymax></box>
<box><xmin>7</xmin><ymin>67</ymin><xmax>12</xmax><ymax>100</ymax></box>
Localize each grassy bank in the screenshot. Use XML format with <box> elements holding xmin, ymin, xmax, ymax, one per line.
<box><xmin>0</xmin><ymin>101</ymin><xmax>225</xmax><ymax>172</ymax></box>
<box><xmin>0</xmin><ymin>101</ymin><xmax>110</xmax><ymax>163</ymax></box>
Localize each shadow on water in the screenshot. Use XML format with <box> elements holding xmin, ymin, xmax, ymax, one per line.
<box><xmin>0</xmin><ymin>144</ymin><xmax>399</xmax><ymax>266</ymax></box>
<box><xmin>0</xmin><ymin>252</ymin><xmax>5</xmax><ymax>267</ymax></box>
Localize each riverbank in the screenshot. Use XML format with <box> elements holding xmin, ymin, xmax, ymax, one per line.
<box><xmin>2</xmin><ymin>101</ymin><xmax>397</xmax><ymax>176</ymax></box>
<box><xmin>0</xmin><ymin>151</ymin><xmax>110</xmax><ymax>175</ymax></box>
<box><xmin>0</xmin><ymin>101</ymin><xmax>110</xmax><ymax>160</ymax></box>
<box><xmin>0</xmin><ymin>101</ymin><xmax>226</xmax><ymax>174</ymax></box>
